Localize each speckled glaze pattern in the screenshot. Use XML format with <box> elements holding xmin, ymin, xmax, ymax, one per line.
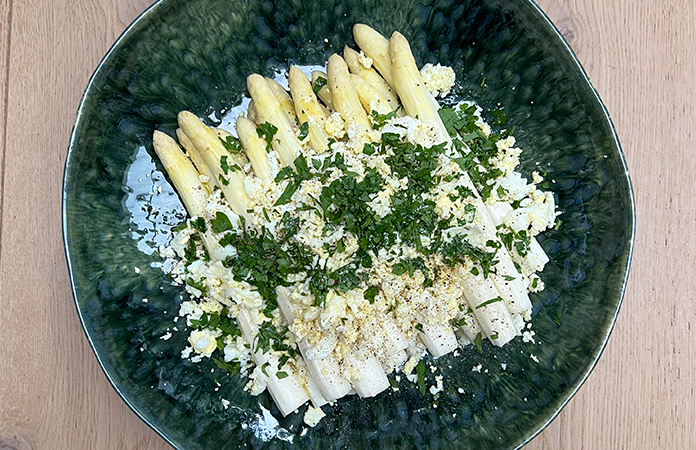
<box><xmin>63</xmin><ymin>0</ymin><xmax>633</xmax><ymax>448</ymax></box>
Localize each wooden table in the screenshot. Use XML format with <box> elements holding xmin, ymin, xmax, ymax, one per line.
<box><xmin>1</xmin><ymin>0</ymin><xmax>693</xmax><ymax>448</ymax></box>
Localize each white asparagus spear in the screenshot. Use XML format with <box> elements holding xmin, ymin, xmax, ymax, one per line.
<box><xmin>453</xmin><ymin>303</ymin><xmax>484</xmax><ymax>344</ymax></box>
<box><xmin>266</xmin><ymin>77</ymin><xmax>299</xmax><ymax>131</ymax></box>
<box><xmin>446</xmin><ymin>187</ymin><xmax>533</xmax><ymax>314</ymax></box>
<box><xmin>287</xmin><ymin>66</ymin><xmax>330</xmax><ymax>153</ymax></box>
<box><xmin>414</xmin><ymin>291</ymin><xmax>459</xmax><ymax>358</ymax></box>
<box><xmin>153</xmin><ymin>136</ymin><xmax>323</xmax><ymax>409</ymax></box>
<box><xmin>247</xmin><ymin>74</ymin><xmax>302</xmax><ymax>167</ymax></box>
<box><xmin>247</xmin><ymin>100</ymin><xmax>259</xmax><ymax>123</ymax></box>
<box><xmin>177</xmin><ymin>111</ymin><xmax>253</xmax><ymax>217</ymax></box>
<box><xmin>456</xmin><ymin>266</ymin><xmax>519</xmax><ymax>346</ymax></box>
<box><xmin>419</xmin><ymin>323</ymin><xmax>459</xmax><ymax>358</ymax></box>
<box><xmin>488</xmin><ymin>248</ymin><xmax>533</xmax><ymax>314</ymax></box>
<box><xmin>311</xmin><ymin>70</ymin><xmax>335</xmax><ymax>111</ymax></box>
<box><xmin>327</xmin><ymin>54</ymin><xmax>372</xmax><ymax>130</ymax></box>
<box><xmin>152</xmin><ymin>130</ymin><xmax>210</xmax><ymax>218</ymax></box>
<box><xmin>487</xmin><ymin>201</ymin><xmax>550</xmax><ymax>275</ymax></box>
<box><xmin>276</xmin><ymin>286</ymin><xmax>352</xmax><ymax>402</ymax></box>
<box><xmin>343</xmin><ymin>353</ymin><xmax>390</xmax><ymax>398</ymax></box>
<box><xmin>378</xmin><ymin>319</ymin><xmax>409</xmax><ymax>369</ymax></box>
<box><xmin>353</xmin><ymin>24</ymin><xmax>395</xmax><ymax>87</ymax></box>
<box><xmin>236</xmin><ymin>308</ymin><xmax>310</xmax><ymax>416</ymax></box>
<box><xmin>350</xmin><ymin>74</ymin><xmax>395</xmax><ymax>117</ymax></box>
<box><xmin>152</xmin><ymin>130</ymin><xmax>230</xmax><ymax>258</ymax></box>
<box><xmin>212</xmin><ymin>127</ymin><xmax>251</xmax><ymax>167</ymax></box>
<box><xmin>300</xmin><ymin>365</ymin><xmax>330</xmax><ymax>408</ymax></box>
<box><xmin>343</xmin><ymin>290</ymin><xmax>409</xmax><ymax>370</ymax></box>
<box><xmin>389</xmin><ymin>31</ymin><xmax>450</xmax><ymax>143</ymax></box>
<box><xmin>343</xmin><ymin>45</ymin><xmax>400</xmax><ymax>112</ymax></box>
<box><xmin>386</xmin><ymin>30</ymin><xmax>532</xmax><ymax>314</ymax></box>
<box><xmin>307</xmin><ymin>290</ymin><xmax>389</xmax><ymax>397</ymax></box>
<box><xmin>175</xmin><ymin>128</ymin><xmax>215</xmax><ymax>194</ymax></box>
<box><xmin>319</xmin><ymin>103</ymin><xmax>332</xmax><ymax>117</ymax></box>
<box><xmin>235</xmin><ymin>116</ymin><xmax>274</xmax><ymax>182</ymax></box>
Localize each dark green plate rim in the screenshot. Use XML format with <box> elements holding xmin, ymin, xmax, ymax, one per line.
<box><xmin>62</xmin><ymin>0</ymin><xmax>635</xmax><ymax>448</ymax></box>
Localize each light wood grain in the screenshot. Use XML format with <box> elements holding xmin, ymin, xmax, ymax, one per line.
<box><xmin>0</xmin><ymin>0</ymin><xmax>694</xmax><ymax>448</ymax></box>
<box><xmin>0</xmin><ymin>0</ymin><xmax>12</xmax><ymax>228</ymax></box>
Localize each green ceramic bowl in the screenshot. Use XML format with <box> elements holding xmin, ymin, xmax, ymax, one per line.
<box><xmin>63</xmin><ymin>0</ymin><xmax>633</xmax><ymax>448</ymax></box>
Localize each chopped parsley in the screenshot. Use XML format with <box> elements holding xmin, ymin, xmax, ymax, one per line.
<box><xmin>219</xmin><ymin>135</ymin><xmax>243</xmax><ymax>154</ymax></box>
<box><xmin>415</xmin><ymin>360</ymin><xmax>427</xmax><ymax>395</ymax></box>
<box><xmin>364</xmin><ymin>285</ymin><xmax>379</xmax><ymax>304</ymax></box>
<box><xmin>298</xmin><ymin>121</ymin><xmax>309</xmax><ymax>140</ymax></box>
<box><xmin>213</xmin><ymin>358</ymin><xmax>240</xmax><ymax>375</ymax></box>
<box><xmin>370</xmin><ymin>109</ymin><xmax>397</xmax><ymax>129</ymax></box>
<box><xmin>186</xmin><ymin>277</ymin><xmax>207</xmax><ymax>294</ymax></box>
<box><xmin>210</xmin><ymin>211</ymin><xmax>234</xmax><ymax>233</ymax></box>
<box><xmin>190</xmin><ymin>217</ymin><xmax>207</xmax><ymax>233</ymax></box>
<box><xmin>220</xmin><ymin>155</ymin><xmax>241</xmax><ymax>174</ymax></box>
<box><xmin>255</xmin><ymin>321</ymin><xmax>298</xmax><ymax>359</ymax></box>
<box><xmin>171</xmin><ymin>221</ymin><xmax>188</xmax><ymax>232</ymax></box>
<box><xmin>474</xmin><ymin>332</ymin><xmax>483</xmax><ymax>353</ymax></box>
<box><xmin>312</xmin><ymin>76</ymin><xmax>327</xmax><ymax>94</ymax></box>
<box><xmin>256</xmin><ymin>122</ymin><xmax>278</xmax><ymax>152</ymax></box>
<box><xmin>475</xmin><ymin>296</ymin><xmax>503</xmax><ymax>309</ymax></box>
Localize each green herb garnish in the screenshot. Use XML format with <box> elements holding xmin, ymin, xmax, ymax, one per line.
<box><xmin>210</xmin><ymin>211</ymin><xmax>234</xmax><ymax>233</ymax></box>
<box><xmin>476</xmin><ymin>296</ymin><xmax>503</xmax><ymax>309</ymax></box>
<box><xmin>256</xmin><ymin>122</ymin><xmax>278</xmax><ymax>152</ymax></box>
<box><xmin>298</xmin><ymin>122</ymin><xmax>309</xmax><ymax>140</ymax></box>
<box><xmin>415</xmin><ymin>360</ymin><xmax>427</xmax><ymax>395</ymax></box>
<box><xmin>313</xmin><ymin>76</ymin><xmax>327</xmax><ymax>94</ymax></box>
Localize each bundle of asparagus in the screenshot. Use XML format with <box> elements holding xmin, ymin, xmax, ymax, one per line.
<box><xmin>153</xmin><ymin>24</ymin><xmax>555</xmax><ymax>420</ymax></box>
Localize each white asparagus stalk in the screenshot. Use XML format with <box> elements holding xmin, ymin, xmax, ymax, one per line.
<box><xmin>247</xmin><ymin>74</ymin><xmax>303</xmax><ymax>167</ymax></box>
<box><xmin>301</xmin><ymin>366</ymin><xmax>330</xmax><ymax>408</ymax></box>
<box><xmin>456</xmin><ymin>266</ymin><xmax>519</xmax><ymax>346</ymax></box>
<box><xmin>450</xmin><ymin>189</ymin><xmax>533</xmax><ymax>314</ymax></box>
<box><xmin>343</xmin><ymin>45</ymin><xmax>400</xmax><ymax>112</ymax></box>
<box><xmin>247</xmin><ymin>100</ymin><xmax>259</xmax><ymax>123</ymax></box>
<box><xmin>386</xmin><ymin>29</ymin><xmax>531</xmax><ymax>314</ymax></box>
<box><xmin>487</xmin><ymin>202</ymin><xmax>550</xmax><ymax>275</ymax></box>
<box><xmin>418</xmin><ymin>323</ymin><xmax>459</xmax><ymax>358</ymax></box>
<box><xmin>236</xmin><ymin>308</ymin><xmax>310</xmax><ymax>416</ymax></box>
<box><xmin>489</xmin><ymin>249</ymin><xmax>533</xmax><ymax>314</ymax></box>
<box><xmin>319</xmin><ymin>103</ymin><xmax>331</xmax><ymax>117</ymax></box>
<box><xmin>327</xmin><ymin>54</ymin><xmax>372</xmax><ymax>130</ymax></box>
<box><xmin>343</xmin><ymin>353</ymin><xmax>390</xmax><ymax>398</ymax></box>
<box><xmin>235</xmin><ymin>116</ymin><xmax>274</xmax><ymax>182</ymax></box>
<box><xmin>311</xmin><ymin>70</ymin><xmax>335</xmax><ymax>111</ymax></box>
<box><xmin>378</xmin><ymin>319</ymin><xmax>409</xmax><ymax>369</ymax></box>
<box><xmin>389</xmin><ymin>31</ymin><xmax>450</xmax><ymax>143</ymax></box>
<box><xmin>343</xmin><ymin>290</ymin><xmax>409</xmax><ymax>370</ymax></box>
<box><xmin>414</xmin><ymin>291</ymin><xmax>458</xmax><ymax>358</ymax></box>
<box><xmin>152</xmin><ymin>130</ymin><xmax>210</xmax><ymax>218</ymax></box>
<box><xmin>175</xmin><ymin>128</ymin><xmax>215</xmax><ymax>194</ymax></box>
<box><xmin>453</xmin><ymin>303</ymin><xmax>484</xmax><ymax>343</ymax></box>
<box><xmin>353</xmin><ymin>24</ymin><xmax>395</xmax><ymax>87</ymax></box>
<box><xmin>266</xmin><ymin>77</ymin><xmax>299</xmax><ymax>131</ymax></box>
<box><xmin>212</xmin><ymin>128</ymin><xmax>251</xmax><ymax>167</ymax></box>
<box><xmin>177</xmin><ymin>111</ymin><xmax>253</xmax><ymax>217</ymax></box>
<box><xmin>350</xmin><ymin>74</ymin><xmax>395</xmax><ymax>117</ymax></box>
<box><xmin>152</xmin><ymin>130</ymin><xmax>223</xmax><ymax>256</ymax></box>
<box><xmin>275</xmin><ymin>286</ymin><xmax>352</xmax><ymax>402</ymax></box>
<box><xmin>288</xmin><ymin>66</ymin><xmax>330</xmax><ymax>153</ymax></box>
